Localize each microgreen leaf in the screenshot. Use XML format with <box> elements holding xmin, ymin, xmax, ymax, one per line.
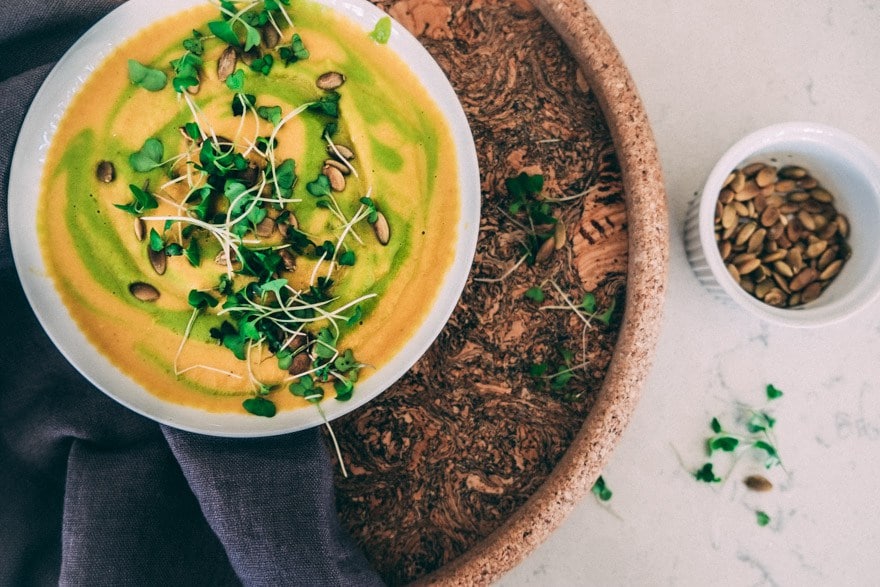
<box><xmin>551</xmin><ymin>370</ymin><xmax>573</xmax><ymax>390</ymax></box>
<box><xmin>709</xmin><ymin>435</ymin><xmax>740</xmax><ymax>454</ymax></box>
<box><xmin>754</xmin><ymin>440</ymin><xmax>780</xmax><ymax>467</ymax></box>
<box><xmin>338</xmin><ymin>250</ymin><xmax>356</xmax><ymax>266</ymax></box>
<box><xmin>307</xmin><ymin>174</ymin><xmax>332</xmax><ymax>197</ymax></box>
<box><xmin>334</xmin><ymin>378</ymin><xmax>354</xmax><ymax>401</ymax></box>
<box><xmin>288</xmin><ymin>375</ymin><xmax>324</xmax><ymax>402</ymax></box>
<box><xmin>766</xmin><ymin>384</ymin><xmax>784</xmax><ymax>400</ymax></box>
<box><xmin>505</xmin><ymin>172</ymin><xmax>544</xmax><ymax>199</ymax></box>
<box><xmin>276</xmin><ymin>349</ymin><xmax>293</xmax><ymax>371</ymax></box>
<box><xmin>242</xmin><ymin>396</ymin><xmax>276</xmax><ymax>417</ymax></box>
<box><xmin>257</xmin><ymin>105</ymin><xmax>282</xmax><ymax>126</ymax></box>
<box><xmin>334</xmin><ymin>349</ymin><xmax>358</xmax><ymax>373</ymax></box>
<box><xmin>290</xmin><ymin>375</ymin><xmax>317</xmax><ymax>397</ymax></box>
<box><xmin>188</xmin><ymin>289</ymin><xmax>218</xmax><ymax>310</ymax></box>
<box><xmin>182</xmin><ymin>30</ymin><xmax>204</xmax><ymax>55</ymax></box>
<box><xmin>756</xmin><ymin>511</ymin><xmax>771</xmax><ymax>527</ymax></box>
<box><xmin>148</xmin><ymin>228</ymin><xmax>164</xmax><ymax>252</ymax></box>
<box><xmin>208</xmin><ymin>20</ymin><xmax>240</xmax><ymax>46</ymax></box>
<box><xmin>359</xmin><ymin>197</ymin><xmax>379</xmax><ymax>223</ymax></box>
<box><xmin>315</xmin><ymin>328</ymin><xmax>337</xmax><ymax>359</ymax></box>
<box><xmin>259</xmin><ymin>278</ymin><xmax>288</xmax><ymax>299</ymax></box>
<box><xmin>524</xmin><ymin>287</ymin><xmax>544</xmax><ymax>303</ymax></box>
<box><xmin>279</xmin><ymin>33</ymin><xmax>310</xmax><ymax>64</ymax></box>
<box><xmin>529</xmin><ymin>363</ymin><xmax>548</xmax><ymax>377</ymax></box>
<box><xmin>184</xmin><ymin>239</ymin><xmax>201</xmax><ymax>267</ymax></box>
<box><xmin>597</xmin><ymin>297</ymin><xmax>617</xmax><ymax>325</ymax></box>
<box><xmin>307</xmin><ymin>92</ymin><xmax>341</xmax><ymax>118</ymax></box>
<box><xmin>249</xmin><ymin>53</ymin><xmax>274</xmax><ymax>76</ymax></box>
<box><xmin>346</xmin><ymin>305</ymin><xmax>363</xmax><ymax>326</ymax></box>
<box><xmin>274</xmin><ymin>159</ymin><xmax>296</xmax><ymax>193</ymax></box>
<box><xmin>581</xmin><ymin>292</ymin><xmax>597</xmax><ymax>313</ymax></box>
<box><xmin>243</xmin><ymin>23</ymin><xmax>261</xmax><ymax>51</ymax></box>
<box><xmin>129</xmin><ymin>138</ymin><xmax>164</xmax><ymax>172</ymax></box>
<box><xmin>369</xmin><ymin>16</ymin><xmax>392</xmax><ymax>44</ymax></box>
<box><xmin>183</xmin><ymin>122</ymin><xmax>201</xmax><ymax>141</ymax></box>
<box><xmin>225</xmin><ymin>69</ymin><xmax>245</xmax><ymax>92</ymax></box>
<box><xmin>694</xmin><ymin>462</ymin><xmax>721</xmax><ymax>483</ymax></box>
<box><xmin>231</xmin><ymin>93</ymin><xmax>256</xmax><ymax>117</ymax></box>
<box><xmin>128</xmin><ymin>59</ymin><xmax>167</xmax><ymax>91</ymax></box>
<box><xmin>114</xmin><ymin>184</ymin><xmax>158</xmax><ymax>215</ymax></box>
<box><xmin>591</xmin><ymin>475</ymin><xmax>612</xmax><ymax>501</ymax></box>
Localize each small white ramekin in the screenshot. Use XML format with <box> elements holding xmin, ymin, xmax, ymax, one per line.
<box><xmin>685</xmin><ymin>122</ymin><xmax>880</xmax><ymax>327</ymax></box>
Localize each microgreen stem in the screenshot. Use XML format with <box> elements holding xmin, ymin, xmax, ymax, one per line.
<box><xmin>316</xmin><ymin>402</ymin><xmax>348</xmax><ymax>478</ymax></box>
<box><xmin>174</xmin><ymin>307</ymin><xmax>202</xmax><ymax>375</ymax></box>
<box><xmin>474</xmin><ymin>252</ymin><xmax>529</xmax><ymax>283</ymax></box>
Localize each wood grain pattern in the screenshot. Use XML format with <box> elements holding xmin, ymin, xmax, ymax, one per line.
<box><xmin>329</xmin><ymin>1</ymin><xmax>629</xmax><ymax>583</ymax></box>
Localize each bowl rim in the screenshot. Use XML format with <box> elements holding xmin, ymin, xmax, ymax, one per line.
<box><xmin>697</xmin><ymin>121</ymin><xmax>880</xmax><ymax>328</ymax></box>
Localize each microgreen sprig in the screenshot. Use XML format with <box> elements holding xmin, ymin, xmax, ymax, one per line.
<box><xmin>694</xmin><ymin>384</ymin><xmax>787</xmax><ymax>484</ymax></box>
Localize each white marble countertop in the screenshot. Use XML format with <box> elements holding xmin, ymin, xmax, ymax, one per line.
<box><xmin>501</xmin><ymin>1</ymin><xmax>880</xmax><ymax>585</ymax></box>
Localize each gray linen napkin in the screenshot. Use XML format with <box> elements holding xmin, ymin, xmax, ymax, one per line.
<box><xmin>0</xmin><ymin>3</ymin><xmax>383</xmax><ymax>585</ymax></box>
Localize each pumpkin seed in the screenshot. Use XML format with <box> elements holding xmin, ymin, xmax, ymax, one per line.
<box><xmin>255</xmin><ymin>217</ymin><xmax>276</xmax><ymax>238</ymax></box>
<box><xmin>328</xmin><ymin>144</ymin><xmax>354</xmax><ymax>160</ymax></box>
<box><xmin>801</xmin><ymin>281</ymin><xmax>823</xmax><ymax>303</ymax></box>
<box><xmin>744</xmin><ymin>474</ymin><xmax>774</xmax><ymax>492</ymax></box>
<box><xmin>837</xmin><ymin>214</ymin><xmax>850</xmax><ymax>238</ymax></box>
<box><xmin>278</xmin><ymin>248</ymin><xmax>296</xmax><ymax>272</ymax></box>
<box><xmin>721</xmin><ymin>205</ymin><xmax>738</xmax><ymax>229</ymax></box>
<box><xmin>755</xmin><ymin>165</ymin><xmax>777</xmax><ymax>188</ymax></box>
<box><xmin>762</xmin><ymin>249</ymin><xmax>787</xmax><ymax>263</ymax></box>
<box><xmin>129</xmin><ymin>282</ymin><xmax>160</xmax><ymax>302</ymax></box>
<box><xmin>217</xmin><ymin>46</ymin><xmax>238</xmax><ymax>82</ymax></box>
<box><xmin>736</xmin><ymin>257</ymin><xmax>762</xmax><ymax>275</ymax></box>
<box><xmin>760</xmin><ymin>205</ymin><xmax>780</xmax><ymax>227</ymax></box>
<box><xmin>790</xmin><ymin>267</ymin><xmax>818</xmax><ymax>292</ymax></box>
<box><xmin>779</xmin><ymin>165</ymin><xmax>807</xmax><ymax>179</ymax></box>
<box><xmin>810</xmin><ymin>187</ymin><xmax>834</xmax><ymax>203</ymax></box>
<box><xmin>261</xmin><ymin>24</ymin><xmax>281</xmax><ymax>49</ymax></box>
<box><xmin>324</xmin><ymin>158</ymin><xmax>350</xmax><ymax>175</ymax></box>
<box><xmin>96</xmin><ymin>160</ymin><xmax>115</xmax><ymax>183</ymax></box>
<box><xmin>535</xmin><ymin>236</ymin><xmax>555</xmax><ymax>264</ymax></box>
<box><xmin>774</xmin><ymin>179</ymin><xmax>796</xmax><ymax>193</ymax></box>
<box><xmin>316</xmin><ymin>71</ymin><xmax>346</xmax><ymax>91</ymax></box>
<box><xmin>323</xmin><ymin>164</ymin><xmax>346</xmax><ymax>192</ymax></box>
<box><xmin>134</xmin><ymin>218</ymin><xmax>146</xmax><ymax>242</ymax></box>
<box><xmin>149</xmin><ymin>247</ymin><xmax>166</xmax><ymax>275</ymax></box>
<box><xmin>819</xmin><ymin>259</ymin><xmax>843</xmax><ymax>281</ymax></box>
<box><xmin>554</xmin><ymin>221</ymin><xmax>567</xmax><ymax>250</ymax></box>
<box><xmin>773</xmin><ymin>260</ymin><xmax>794</xmax><ymax>278</ymax></box>
<box><xmin>372</xmin><ymin>211</ymin><xmax>390</xmax><ymax>245</ymax></box>
<box><xmin>755</xmin><ymin>279</ymin><xmax>773</xmax><ymax>299</ymax></box>
<box><xmin>742</xmin><ymin>162</ymin><xmax>766</xmax><ymax>177</ymax></box>
<box><xmin>735</xmin><ymin>222</ymin><xmax>757</xmax><ymax>246</ymax></box>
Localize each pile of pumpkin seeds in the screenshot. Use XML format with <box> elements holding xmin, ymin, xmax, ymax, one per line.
<box><xmin>714</xmin><ymin>162</ymin><xmax>850</xmax><ymax>307</ymax></box>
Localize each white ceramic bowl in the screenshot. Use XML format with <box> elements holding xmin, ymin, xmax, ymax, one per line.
<box><xmin>8</xmin><ymin>0</ymin><xmax>480</xmax><ymax>436</ymax></box>
<box><xmin>685</xmin><ymin>122</ymin><xmax>880</xmax><ymax>327</ymax></box>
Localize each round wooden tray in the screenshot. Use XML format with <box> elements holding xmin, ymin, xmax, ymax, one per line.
<box><xmin>330</xmin><ymin>1</ymin><xmax>667</xmax><ymax>584</ymax></box>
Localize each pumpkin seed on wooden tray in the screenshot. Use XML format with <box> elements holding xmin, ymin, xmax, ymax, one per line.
<box><xmin>714</xmin><ymin>162</ymin><xmax>850</xmax><ymax>308</ymax></box>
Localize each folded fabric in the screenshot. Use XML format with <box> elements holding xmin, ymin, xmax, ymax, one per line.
<box><xmin>0</xmin><ymin>3</ymin><xmax>383</xmax><ymax>585</ymax></box>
